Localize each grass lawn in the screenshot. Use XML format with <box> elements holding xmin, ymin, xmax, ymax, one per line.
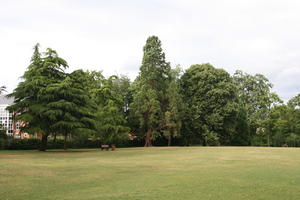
<box><xmin>1</xmin><ymin>147</ymin><xmax>300</xmax><ymax>200</ymax></box>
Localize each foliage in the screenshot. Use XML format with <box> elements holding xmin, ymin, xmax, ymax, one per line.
<box><xmin>7</xmin><ymin>44</ymin><xmax>68</xmax><ymax>151</ymax></box>
<box><xmin>89</xmin><ymin>74</ymin><xmax>129</xmax><ymax>144</ymax></box>
<box><xmin>111</xmin><ymin>75</ymin><xmax>132</xmax><ymax>119</ymax></box>
<box><xmin>3</xmin><ymin>138</ymin><xmax>96</xmax><ymax>150</ymax></box>
<box><xmin>288</xmin><ymin>93</ymin><xmax>300</xmax><ymax>109</ymax></box>
<box><xmin>0</xmin><ymin>124</ymin><xmax>8</xmax><ymax>149</ymax></box>
<box><xmin>131</xmin><ymin>36</ymin><xmax>171</xmax><ymax>146</ymax></box>
<box><xmin>231</xmin><ymin>105</ymin><xmax>250</xmax><ymax>145</ymax></box>
<box><xmin>2</xmin><ymin>137</ymin><xmax>142</xmax><ymax>150</ymax></box>
<box><xmin>203</xmin><ymin>130</ymin><xmax>220</xmax><ymax>146</ymax></box>
<box><xmin>39</xmin><ymin>69</ymin><xmax>97</xmax><ymax>149</ymax></box>
<box><xmin>233</xmin><ymin>70</ymin><xmax>283</xmax><ymax>146</ymax></box>
<box><xmin>4</xmin><ymin>38</ymin><xmax>300</xmax><ymax>148</ymax></box>
<box><xmin>163</xmin><ymin>66</ymin><xmax>184</xmax><ymax>146</ymax></box>
<box><xmin>0</xmin><ymin>124</ymin><xmax>6</xmax><ymax>139</ymax></box>
<box><xmin>180</xmin><ymin>63</ymin><xmax>238</xmax><ymax>145</ymax></box>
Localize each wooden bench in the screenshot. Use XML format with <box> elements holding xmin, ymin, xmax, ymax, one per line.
<box><xmin>101</xmin><ymin>144</ymin><xmax>110</xmax><ymax>151</ymax></box>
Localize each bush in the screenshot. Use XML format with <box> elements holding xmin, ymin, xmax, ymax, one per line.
<box><xmin>204</xmin><ymin>131</ymin><xmax>220</xmax><ymax>146</ymax></box>
<box><xmin>250</xmin><ymin>135</ymin><xmax>266</xmax><ymax>146</ymax></box>
<box><xmin>2</xmin><ymin>137</ymin><xmax>144</xmax><ymax>150</ymax></box>
<box><xmin>0</xmin><ymin>138</ymin><xmax>6</xmax><ymax>150</ymax></box>
<box><xmin>6</xmin><ymin>138</ymin><xmax>40</xmax><ymax>150</ymax></box>
<box><xmin>286</xmin><ymin>133</ymin><xmax>300</xmax><ymax>147</ymax></box>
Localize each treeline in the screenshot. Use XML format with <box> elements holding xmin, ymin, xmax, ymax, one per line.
<box><xmin>3</xmin><ymin>36</ymin><xmax>300</xmax><ymax>150</ymax></box>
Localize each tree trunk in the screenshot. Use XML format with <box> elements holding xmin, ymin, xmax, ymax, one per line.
<box><xmin>39</xmin><ymin>134</ymin><xmax>48</xmax><ymax>151</ymax></box>
<box><xmin>64</xmin><ymin>134</ymin><xmax>67</xmax><ymax>150</ymax></box>
<box><xmin>53</xmin><ymin>133</ymin><xmax>57</xmax><ymax>143</ymax></box>
<box><xmin>168</xmin><ymin>134</ymin><xmax>171</xmax><ymax>146</ymax></box>
<box><xmin>144</xmin><ymin>129</ymin><xmax>152</xmax><ymax>147</ymax></box>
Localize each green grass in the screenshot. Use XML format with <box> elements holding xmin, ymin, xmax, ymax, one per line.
<box><xmin>1</xmin><ymin>147</ymin><xmax>300</xmax><ymax>200</ymax></box>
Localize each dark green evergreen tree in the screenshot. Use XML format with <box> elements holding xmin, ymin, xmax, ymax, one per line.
<box><xmin>7</xmin><ymin>44</ymin><xmax>68</xmax><ymax>151</ymax></box>
<box><xmin>39</xmin><ymin>70</ymin><xmax>97</xmax><ymax>149</ymax></box>
<box><xmin>131</xmin><ymin>36</ymin><xmax>171</xmax><ymax>146</ymax></box>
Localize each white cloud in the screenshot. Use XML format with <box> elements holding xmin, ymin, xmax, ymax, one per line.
<box><xmin>0</xmin><ymin>0</ymin><xmax>299</xmax><ymax>101</ymax></box>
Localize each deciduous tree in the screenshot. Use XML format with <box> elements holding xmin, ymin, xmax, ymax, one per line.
<box><xmin>92</xmin><ymin>76</ymin><xmax>129</xmax><ymax>144</ymax></box>
<box><xmin>233</xmin><ymin>70</ymin><xmax>282</xmax><ymax>146</ymax></box>
<box><xmin>163</xmin><ymin>66</ymin><xmax>183</xmax><ymax>146</ymax></box>
<box><xmin>180</xmin><ymin>63</ymin><xmax>238</xmax><ymax>145</ymax></box>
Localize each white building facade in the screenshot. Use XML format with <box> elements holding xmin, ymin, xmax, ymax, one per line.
<box><xmin>0</xmin><ymin>95</ymin><xmax>21</xmax><ymax>137</ymax></box>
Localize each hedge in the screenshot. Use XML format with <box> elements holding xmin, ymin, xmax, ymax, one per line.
<box><xmin>0</xmin><ymin>138</ymin><xmax>144</xmax><ymax>150</ymax></box>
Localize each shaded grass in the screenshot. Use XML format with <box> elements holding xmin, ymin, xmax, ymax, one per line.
<box><xmin>1</xmin><ymin>147</ymin><xmax>300</xmax><ymax>200</ymax></box>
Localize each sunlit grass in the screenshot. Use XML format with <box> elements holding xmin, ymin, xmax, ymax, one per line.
<box><xmin>1</xmin><ymin>147</ymin><xmax>300</xmax><ymax>200</ymax></box>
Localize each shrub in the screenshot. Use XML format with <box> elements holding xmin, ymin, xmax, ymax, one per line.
<box><xmin>2</xmin><ymin>137</ymin><xmax>144</xmax><ymax>150</ymax></box>
<box><xmin>0</xmin><ymin>138</ymin><xmax>6</xmax><ymax>150</ymax></box>
<box><xmin>204</xmin><ymin>131</ymin><xmax>220</xmax><ymax>146</ymax></box>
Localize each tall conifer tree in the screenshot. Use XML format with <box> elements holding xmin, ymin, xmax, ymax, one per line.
<box><xmin>39</xmin><ymin>70</ymin><xmax>97</xmax><ymax>149</ymax></box>
<box><xmin>7</xmin><ymin>44</ymin><xmax>68</xmax><ymax>151</ymax></box>
<box><xmin>131</xmin><ymin>36</ymin><xmax>171</xmax><ymax>146</ymax></box>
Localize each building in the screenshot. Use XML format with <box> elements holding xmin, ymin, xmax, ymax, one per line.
<box><xmin>0</xmin><ymin>95</ymin><xmax>28</xmax><ymax>138</ymax></box>
<box><xmin>0</xmin><ymin>95</ymin><xmax>15</xmax><ymax>136</ymax></box>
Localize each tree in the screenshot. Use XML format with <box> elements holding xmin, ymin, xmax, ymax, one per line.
<box><xmin>111</xmin><ymin>75</ymin><xmax>132</xmax><ymax>120</ymax></box>
<box><xmin>249</xmin><ymin>94</ymin><xmax>300</xmax><ymax>147</ymax></box>
<box><xmin>131</xmin><ymin>36</ymin><xmax>171</xmax><ymax>146</ymax></box>
<box><xmin>233</xmin><ymin>70</ymin><xmax>279</xmax><ymax>125</ymax></box>
<box><xmin>233</xmin><ymin>70</ymin><xmax>282</xmax><ymax>146</ymax></box>
<box><xmin>39</xmin><ymin>70</ymin><xmax>97</xmax><ymax>150</ymax></box>
<box><xmin>288</xmin><ymin>93</ymin><xmax>300</xmax><ymax>145</ymax></box>
<box><xmin>163</xmin><ymin>66</ymin><xmax>183</xmax><ymax>146</ymax></box>
<box><xmin>288</xmin><ymin>94</ymin><xmax>300</xmax><ymax>109</ymax></box>
<box><xmin>259</xmin><ymin>93</ymin><xmax>283</xmax><ymax>146</ymax></box>
<box><xmin>269</xmin><ymin>105</ymin><xmax>292</xmax><ymax>146</ymax></box>
<box><xmin>231</xmin><ymin>105</ymin><xmax>250</xmax><ymax>145</ymax></box>
<box><xmin>7</xmin><ymin>44</ymin><xmax>68</xmax><ymax>151</ymax></box>
<box><xmin>180</xmin><ymin>63</ymin><xmax>238</xmax><ymax>145</ymax></box>
<box><xmin>91</xmin><ymin>75</ymin><xmax>129</xmax><ymax>144</ymax></box>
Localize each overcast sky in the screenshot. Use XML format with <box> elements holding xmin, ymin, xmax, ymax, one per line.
<box><xmin>1</xmin><ymin>0</ymin><xmax>299</xmax><ymax>101</ymax></box>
